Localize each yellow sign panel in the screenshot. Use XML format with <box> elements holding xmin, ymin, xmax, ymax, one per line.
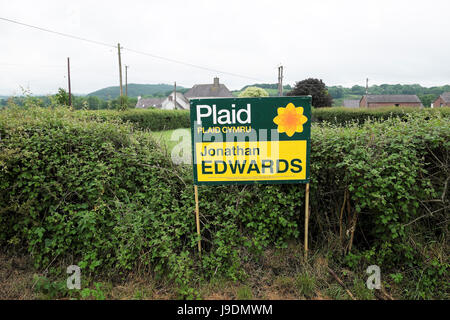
<box><xmin>195</xmin><ymin>140</ymin><xmax>307</xmax><ymax>182</ymax></box>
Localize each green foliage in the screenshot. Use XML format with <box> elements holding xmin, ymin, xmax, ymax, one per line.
<box><xmin>240</xmin><ymin>83</ymin><xmax>292</xmax><ymax>91</ymax></box>
<box><xmin>235</xmin><ymin>84</ymin><xmax>291</xmax><ymax>97</ymax></box>
<box><xmin>54</xmin><ymin>88</ymin><xmax>71</xmax><ymax>106</ymax></box>
<box><xmin>295</xmin><ymin>273</ymin><xmax>316</xmax><ymax>297</ymax></box>
<box><xmin>33</xmin><ymin>275</ymin><xmax>71</xmax><ymax>299</ymax></box>
<box><xmin>288</xmin><ymin>78</ymin><xmax>333</xmax><ymax>107</ymax></box>
<box><xmin>351</xmin><ymin>279</ymin><xmax>374</xmax><ymax>300</ymax></box>
<box><xmin>236</xmin><ymin>285</ymin><xmax>253</xmax><ymax>300</ymax></box>
<box><xmin>76</xmin><ymin>106</ymin><xmax>450</xmax><ymax>134</ymax></box>
<box><xmin>80</xmin><ymin>283</ymin><xmax>106</xmax><ymax>300</ymax></box>
<box><xmin>418</xmin><ymin>94</ymin><xmax>437</xmax><ymax>107</ymax></box>
<box><xmin>0</xmin><ymin>106</ymin><xmax>448</xmax><ymax>298</ymax></box>
<box><xmin>328</xmin><ymin>83</ymin><xmax>450</xmax><ymax>99</ymax></box>
<box><xmin>0</xmin><ymin>107</ymin><xmax>195</xmax><ymax>287</ymax></box>
<box><xmin>238</xmin><ymin>86</ymin><xmax>269</xmax><ymax>98</ymax></box>
<box><xmin>83</xmin><ymin>108</ymin><xmax>190</xmax><ymax>131</ymax></box>
<box><xmin>312</xmin><ymin>106</ymin><xmax>450</xmax><ymax>125</ymax></box>
<box><xmin>87</xmin><ymin>83</ymin><xmax>186</xmax><ymax>100</ymax></box>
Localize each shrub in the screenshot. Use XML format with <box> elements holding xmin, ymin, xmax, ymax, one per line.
<box><xmin>312</xmin><ymin>106</ymin><xmax>450</xmax><ymax>125</ymax></box>
<box><xmin>82</xmin><ymin>108</ymin><xmax>190</xmax><ymax>131</ymax></box>
<box><xmin>238</xmin><ymin>87</ymin><xmax>269</xmax><ymax>98</ymax></box>
<box><xmin>82</xmin><ymin>106</ymin><xmax>450</xmax><ymax>132</ymax></box>
<box><xmin>0</xmin><ymin>106</ymin><xmax>448</xmax><ymax>298</ymax></box>
<box><xmin>0</xmin><ymin>107</ymin><xmax>194</xmax><ymax>283</ymax></box>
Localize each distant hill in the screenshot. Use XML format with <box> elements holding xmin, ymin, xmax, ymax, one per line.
<box><xmin>87</xmin><ymin>83</ymin><xmax>186</xmax><ymax>100</ymax></box>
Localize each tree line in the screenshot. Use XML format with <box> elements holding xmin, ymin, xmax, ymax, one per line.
<box><xmin>328</xmin><ymin>83</ymin><xmax>450</xmax><ymax>107</ymax></box>
<box><xmin>2</xmin><ymin>81</ymin><xmax>448</xmax><ymax>110</ymax></box>
<box><xmin>0</xmin><ymin>88</ymin><xmax>138</xmax><ymax>110</ymax></box>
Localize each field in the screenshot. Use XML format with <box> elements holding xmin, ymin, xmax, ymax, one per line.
<box><xmin>0</xmin><ymin>102</ymin><xmax>449</xmax><ymax>300</ymax></box>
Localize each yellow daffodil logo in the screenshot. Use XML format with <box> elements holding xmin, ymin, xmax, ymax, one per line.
<box><xmin>273</xmin><ymin>103</ymin><xmax>308</xmax><ymax>137</ymax></box>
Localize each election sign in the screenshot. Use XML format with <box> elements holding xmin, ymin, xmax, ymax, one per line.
<box><xmin>190</xmin><ymin>96</ymin><xmax>311</xmax><ymax>185</ymax></box>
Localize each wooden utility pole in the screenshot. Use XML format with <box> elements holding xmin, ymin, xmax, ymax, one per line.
<box><xmin>117</xmin><ymin>43</ymin><xmax>123</xmax><ymax>97</ymax></box>
<box><xmin>67</xmin><ymin>57</ymin><xmax>72</xmax><ymax>107</ymax></box>
<box><xmin>365</xmin><ymin>78</ymin><xmax>369</xmax><ymax>108</ymax></box>
<box><xmin>174</xmin><ymin>81</ymin><xmax>177</xmax><ymax>109</ymax></box>
<box><xmin>125</xmin><ymin>65</ymin><xmax>129</xmax><ymax>97</ymax></box>
<box><xmin>278</xmin><ymin>65</ymin><xmax>283</xmax><ymax>96</ymax></box>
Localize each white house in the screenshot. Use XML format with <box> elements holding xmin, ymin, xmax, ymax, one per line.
<box><xmin>161</xmin><ymin>91</ymin><xmax>190</xmax><ymax>110</ymax></box>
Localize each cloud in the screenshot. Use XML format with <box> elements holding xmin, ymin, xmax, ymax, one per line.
<box><xmin>0</xmin><ymin>0</ymin><xmax>449</xmax><ymax>95</ymax></box>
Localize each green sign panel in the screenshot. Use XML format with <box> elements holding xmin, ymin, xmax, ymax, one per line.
<box><xmin>190</xmin><ymin>96</ymin><xmax>311</xmax><ymax>185</ymax></box>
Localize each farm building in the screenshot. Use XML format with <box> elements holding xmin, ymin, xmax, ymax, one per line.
<box><xmin>343</xmin><ymin>99</ymin><xmax>360</xmax><ymax>108</ymax></box>
<box><xmin>136</xmin><ymin>97</ymin><xmax>164</xmax><ymax>109</ymax></box>
<box><xmin>432</xmin><ymin>92</ymin><xmax>450</xmax><ymax>107</ymax></box>
<box><xmin>160</xmin><ymin>91</ymin><xmax>190</xmax><ymax>110</ymax></box>
<box><xmin>359</xmin><ymin>95</ymin><xmax>423</xmax><ymax>108</ymax></box>
<box><xmin>184</xmin><ymin>77</ymin><xmax>233</xmax><ymax>100</ymax></box>
<box><xmin>135</xmin><ymin>77</ymin><xmax>233</xmax><ymax>109</ymax></box>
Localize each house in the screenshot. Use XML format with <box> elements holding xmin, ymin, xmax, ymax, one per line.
<box><xmin>359</xmin><ymin>95</ymin><xmax>423</xmax><ymax>108</ymax></box>
<box><xmin>343</xmin><ymin>99</ymin><xmax>360</xmax><ymax>108</ymax></box>
<box><xmin>432</xmin><ymin>92</ymin><xmax>450</xmax><ymax>107</ymax></box>
<box><xmin>136</xmin><ymin>92</ymin><xmax>189</xmax><ymax>110</ymax></box>
<box><xmin>160</xmin><ymin>91</ymin><xmax>190</xmax><ymax>110</ymax></box>
<box><xmin>184</xmin><ymin>77</ymin><xmax>233</xmax><ymax>100</ymax></box>
<box><xmin>135</xmin><ymin>77</ymin><xmax>233</xmax><ymax>110</ymax></box>
<box><xmin>136</xmin><ymin>97</ymin><xmax>163</xmax><ymax>109</ymax></box>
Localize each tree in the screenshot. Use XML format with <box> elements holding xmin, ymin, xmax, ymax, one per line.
<box><xmin>87</xmin><ymin>96</ymin><xmax>102</xmax><ymax>110</ymax></box>
<box><xmin>328</xmin><ymin>86</ymin><xmax>344</xmax><ymax>99</ymax></box>
<box><xmin>350</xmin><ymin>85</ymin><xmax>365</xmax><ymax>95</ymax></box>
<box><xmin>54</xmin><ymin>88</ymin><xmax>71</xmax><ymax>106</ymax></box>
<box><xmin>287</xmin><ymin>78</ymin><xmax>333</xmax><ymax>108</ymax></box>
<box><xmin>418</xmin><ymin>94</ymin><xmax>437</xmax><ymax>107</ymax></box>
<box><xmin>238</xmin><ymin>86</ymin><xmax>269</xmax><ymax>98</ymax></box>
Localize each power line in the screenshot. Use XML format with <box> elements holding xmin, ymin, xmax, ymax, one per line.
<box><xmin>0</xmin><ymin>16</ymin><xmax>265</xmax><ymax>82</ymax></box>
<box><xmin>123</xmin><ymin>47</ymin><xmax>264</xmax><ymax>81</ymax></box>
<box><xmin>0</xmin><ymin>63</ymin><xmax>66</xmax><ymax>68</ymax></box>
<box><xmin>0</xmin><ymin>17</ymin><xmax>115</xmax><ymax>48</ymax></box>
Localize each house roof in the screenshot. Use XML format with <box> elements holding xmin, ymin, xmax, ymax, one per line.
<box><xmin>135</xmin><ymin>98</ymin><xmax>163</xmax><ymax>108</ymax></box>
<box><xmin>364</xmin><ymin>94</ymin><xmax>421</xmax><ymax>103</ymax></box>
<box><xmin>440</xmin><ymin>92</ymin><xmax>450</xmax><ymax>102</ymax></box>
<box><xmin>163</xmin><ymin>92</ymin><xmax>190</xmax><ymax>110</ymax></box>
<box><xmin>171</xmin><ymin>91</ymin><xmax>190</xmax><ymax>104</ymax></box>
<box><xmin>343</xmin><ymin>99</ymin><xmax>360</xmax><ymax>108</ymax></box>
<box><xmin>184</xmin><ymin>83</ymin><xmax>233</xmax><ymax>99</ymax></box>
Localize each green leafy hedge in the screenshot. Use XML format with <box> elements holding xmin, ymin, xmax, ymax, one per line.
<box><xmin>83</xmin><ymin>108</ymin><xmax>191</xmax><ymax>131</ymax></box>
<box><xmin>312</xmin><ymin>106</ymin><xmax>450</xmax><ymax>125</ymax></box>
<box><xmin>80</xmin><ymin>106</ymin><xmax>450</xmax><ymax>131</ymax></box>
<box><xmin>0</xmin><ymin>107</ymin><xmax>448</xmax><ymax>298</ymax></box>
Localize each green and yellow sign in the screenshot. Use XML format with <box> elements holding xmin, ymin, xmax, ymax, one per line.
<box><xmin>190</xmin><ymin>96</ymin><xmax>311</xmax><ymax>185</ymax></box>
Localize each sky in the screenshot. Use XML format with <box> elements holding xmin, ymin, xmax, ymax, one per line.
<box><xmin>0</xmin><ymin>0</ymin><xmax>450</xmax><ymax>95</ymax></box>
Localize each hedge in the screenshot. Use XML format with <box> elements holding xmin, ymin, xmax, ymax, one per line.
<box><xmin>312</xmin><ymin>106</ymin><xmax>450</xmax><ymax>125</ymax></box>
<box><xmin>79</xmin><ymin>106</ymin><xmax>450</xmax><ymax>131</ymax></box>
<box><xmin>83</xmin><ymin>108</ymin><xmax>191</xmax><ymax>131</ymax></box>
<box><xmin>0</xmin><ymin>107</ymin><xmax>448</xmax><ymax>298</ymax></box>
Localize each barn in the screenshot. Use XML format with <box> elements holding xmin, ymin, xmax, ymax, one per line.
<box><xmin>343</xmin><ymin>99</ymin><xmax>360</xmax><ymax>108</ymax></box>
<box><xmin>432</xmin><ymin>92</ymin><xmax>450</xmax><ymax>107</ymax></box>
<box><xmin>359</xmin><ymin>95</ymin><xmax>423</xmax><ymax>108</ymax></box>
